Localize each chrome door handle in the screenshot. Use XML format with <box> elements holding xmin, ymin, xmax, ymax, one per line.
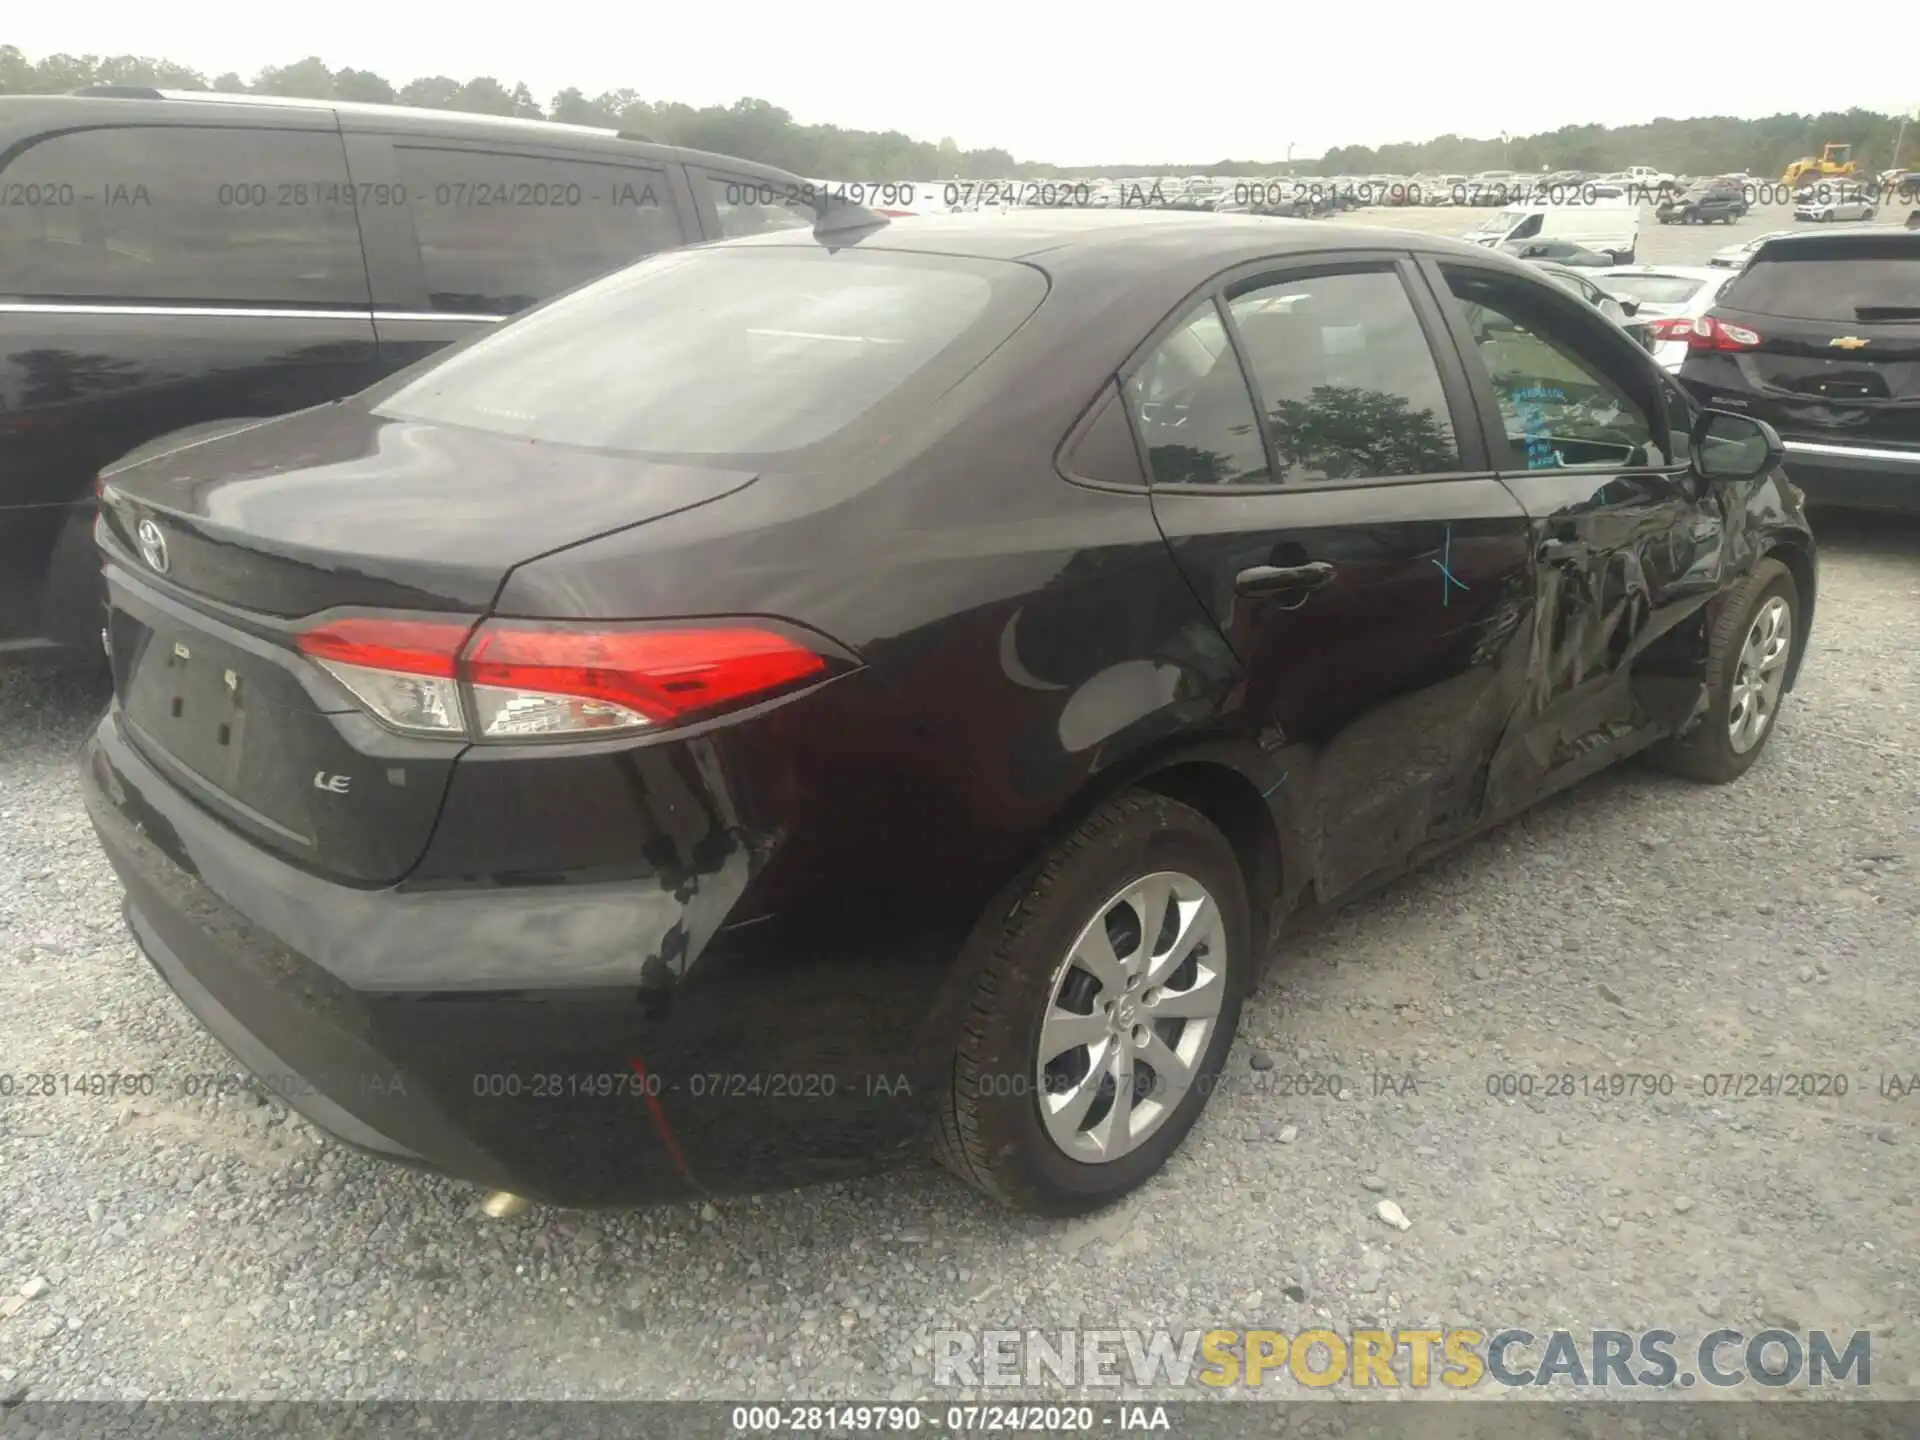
<box><xmin>1234</xmin><ymin>561</ymin><xmax>1336</xmax><ymax>597</ymax></box>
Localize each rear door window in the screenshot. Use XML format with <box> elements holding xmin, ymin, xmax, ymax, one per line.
<box><xmin>0</xmin><ymin>126</ymin><xmax>366</xmax><ymax>305</ymax></box>
<box><xmin>701</xmin><ymin>174</ymin><xmax>818</xmax><ymax>237</ymax></box>
<box><xmin>1226</xmin><ymin>267</ymin><xmax>1461</xmax><ymax>482</ymax></box>
<box><xmin>1728</xmin><ymin>245</ymin><xmax>1920</xmax><ymax>322</ymax></box>
<box><xmin>391</xmin><ymin>146</ymin><xmax>685</xmax><ymax>315</ymax></box>
<box><xmin>374</xmin><ymin>247</ymin><xmax>1040</xmax><ymax>459</ymax></box>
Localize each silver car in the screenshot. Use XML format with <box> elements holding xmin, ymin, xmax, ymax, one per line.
<box><xmin>1532</xmin><ymin>262</ymin><xmax>1637</xmax><ymax>326</ymax></box>
<box><xmin>1593</xmin><ymin>265</ymin><xmax>1740</xmax><ymax>371</ymax></box>
<box><xmin>1794</xmin><ymin>186</ymin><xmax>1878</xmax><ymax>222</ymax></box>
<box><xmin>1709</xmin><ymin>229</ymin><xmax>1798</xmax><ymax>268</ymax></box>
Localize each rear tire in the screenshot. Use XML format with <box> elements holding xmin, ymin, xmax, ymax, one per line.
<box><xmin>934</xmin><ymin>791</ymin><xmax>1250</xmax><ymax>1215</ymax></box>
<box><xmin>1650</xmin><ymin>559</ymin><xmax>1797</xmax><ymax>784</ymax></box>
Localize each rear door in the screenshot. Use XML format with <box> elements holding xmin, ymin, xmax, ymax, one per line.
<box><xmin>1138</xmin><ymin>253</ymin><xmax>1536</xmax><ymax>904</ymax></box>
<box><xmin>1683</xmin><ymin>233</ymin><xmax>1920</xmax><ymax>454</ymax></box>
<box><xmin>344</xmin><ymin>130</ymin><xmax>695</xmax><ymax>369</ymax></box>
<box><xmin>0</xmin><ymin>114</ymin><xmax>381</xmax><ymax>651</ymax></box>
<box><xmin>1422</xmin><ymin>255</ymin><xmax>1725</xmax><ymax>805</ymax></box>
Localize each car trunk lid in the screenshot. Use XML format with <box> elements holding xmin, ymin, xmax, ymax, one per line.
<box><xmin>96</xmin><ymin>402</ymin><xmax>759</xmax><ymax>884</ymax></box>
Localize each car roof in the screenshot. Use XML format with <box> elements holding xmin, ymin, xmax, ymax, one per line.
<box><xmin>0</xmin><ymin>89</ymin><xmax>809</xmax><ymax>180</ymax></box>
<box><xmin>1750</xmin><ymin>227</ymin><xmax>1920</xmax><ymax>254</ymax></box>
<box><xmin>724</xmin><ymin>208</ymin><xmax>1521</xmax><ymax>276</ymax></box>
<box><xmin>148</xmin><ymin>87</ymin><xmax>631</xmax><ymax>141</ymax></box>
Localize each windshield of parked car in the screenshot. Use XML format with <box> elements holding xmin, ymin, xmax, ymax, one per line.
<box><xmin>374</xmin><ymin>246</ymin><xmax>1041</xmax><ymax>458</ymax></box>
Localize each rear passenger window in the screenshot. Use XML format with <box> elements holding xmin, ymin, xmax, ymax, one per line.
<box><xmin>1125</xmin><ymin>301</ymin><xmax>1270</xmax><ymax>486</ymax></box>
<box><xmin>1228</xmin><ymin>269</ymin><xmax>1460</xmax><ymax>482</ymax></box>
<box><xmin>0</xmin><ymin>127</ymin><xmax>366</xmax><ymax>305</ymax></box>
<box><xmin>704</xmin><ymin>176</ymin><xmax>816</xmax><ymax>237</ymax></box>
<box><xmin>392</xmin><ymin>147</ymin><xmax>684</xmax><ymax>315</ymax></box>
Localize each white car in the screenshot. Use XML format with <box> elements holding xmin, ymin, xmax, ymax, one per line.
<box><xmin>1709</xmin><ymin>229</ymin><xmax>1798</xmax><ymax>268</ymax></box>
<box><xmin>1593</xmin><ymin>265</ymin><xmax>1741</xmax><ymax>371</ymax></box>
<box><xmin>1533</xmin><ymin>263</ymin><xmax>1635</xmax><ymax>326</ymax></box>
<box><xmin>1794</xmin><ymin>186</ymin><xmax>1878</xmax><ymax>222</ymax></box>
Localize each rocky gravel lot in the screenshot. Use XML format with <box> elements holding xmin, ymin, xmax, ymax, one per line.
<box><xmin>2</xmin><ymin>179</ymin><xmax>1916</xmax><ymax>1408</ymax></box>
<box><xmin>1</xmin><ymin>507</ymin><xmax>1914</xmax><ymax>1406</ymax></box>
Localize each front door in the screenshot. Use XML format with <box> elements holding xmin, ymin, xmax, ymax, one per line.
<box><xmin>1136</xmin><ymin>255</ymin><xmax>1536</xmax><ymax>904</ymax></box>
<box><xmin>1421</xmin><ymin>256</ymin><xmax>1726</xmax><ymax>808</ymax></box>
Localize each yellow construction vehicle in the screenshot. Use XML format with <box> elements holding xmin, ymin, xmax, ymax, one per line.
<box><xmin>1782</xmin><ymin>143</ymin><xmax>1857</xmax><ymax>187</ymax></box>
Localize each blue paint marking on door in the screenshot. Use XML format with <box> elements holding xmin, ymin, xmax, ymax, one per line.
<box><xmin>1432</xmin><ymin>523</ymin><xmax>1470</xmax><ymax>608</ymax></box>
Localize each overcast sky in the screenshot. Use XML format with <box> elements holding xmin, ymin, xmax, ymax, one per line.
<box><xmin>11</xmin><ymin>4</ymin><xmax>1916</xmax><ymax>166</ymax></box>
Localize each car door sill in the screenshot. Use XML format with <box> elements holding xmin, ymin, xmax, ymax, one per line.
<box><xmin>1267</xmin><ymin>722</ymin><xmax>1666</xmax><ymax>955</ymax></box>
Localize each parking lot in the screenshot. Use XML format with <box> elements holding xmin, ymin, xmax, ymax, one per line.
<box><xmin>1</xmin><ymin>198</ymin><xmax>1917</xmax><ymax>1405</ymax></box>
<box><xmin>1336</xmin><ymin>195</ymin><xmax>1815</xmax><ymax>264</ymax></box>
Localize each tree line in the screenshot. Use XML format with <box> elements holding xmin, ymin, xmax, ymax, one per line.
<box><xmin>1</xmin><ymin>45</ymin><xmax>1911</xmax><ymax>181</ymax></box>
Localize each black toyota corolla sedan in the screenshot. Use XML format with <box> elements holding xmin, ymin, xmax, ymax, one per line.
<box><xmin>82</xmin><ymin>211</ymin><xmax>1815</xmax><ymax>1215</ymax></box>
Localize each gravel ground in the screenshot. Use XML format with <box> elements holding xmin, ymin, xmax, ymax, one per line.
<box><xmin>3</xmin><ymin>509</ymin><xmax>1914</xmax><ymax>1405</ymax></box>
<box><xmin>2</xmin><ymin>229</ymin><xmax>1916</xmax><ymax>1402</ymax></box>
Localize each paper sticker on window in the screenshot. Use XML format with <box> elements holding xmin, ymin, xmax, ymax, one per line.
<box><xmin>1510</xmin><ymin>382</ymin><xmax>1567</xmax><ymax>469</ymax></box>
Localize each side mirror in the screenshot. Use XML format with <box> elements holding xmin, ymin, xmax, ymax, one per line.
<box><xmin>1618</xmin><ymin>297</ymin><xmax>1641</xmax><ymax>317</ymax></box>
<box><xmin>1692</xmin><ymin>409</ymin><xmax>1783</xmax><ymax>483</ymax></box>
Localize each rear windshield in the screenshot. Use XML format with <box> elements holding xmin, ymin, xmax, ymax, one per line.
<box><xmin>374</xmin><ymin>245</ymin><xmax>1042</xmax><ymax>457</ymax></box>
<box><xmin>1729</xmin><ymin>243</ymin><xmax>1920</xmax><ymax>321</ymax></box>
<box><xmin>1596</xmin><ymin>274</ymin><xmax>1712</xmax><ymax>305</ymax></box>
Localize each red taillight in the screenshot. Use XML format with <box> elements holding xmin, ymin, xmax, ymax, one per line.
<box><xmin>296</xmin><ymin>617</ymin><xmax>473</xmax><ymax>737</ymax></box>
<box><xmin>296</xmin><ymin>615</ymin><xmax>836</xmax><ymax>741</ymax></box>
<box><xmin>1686</xmin><ymin>316</ymin><xmax>1762</xmax><ymax>352</ymax></box>
<box><xmin>1644</xmin><ymin>317</ymin><xmax>1698</xmax><ymax>342</ymax></box>
<box><xmin>464</xmin><ymin>621</ymin><xmax>828</xmax><ymax>737</ymax></box>
<box><xmin>296</xmin><ymin>616</ymin><xmax>470</xmax><ymax>677</ymax></box>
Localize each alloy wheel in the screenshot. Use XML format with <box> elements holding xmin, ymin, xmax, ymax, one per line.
<box><xmin>1034</xmin><ymin>871</ymin><xmax>1228</xmax><ymax>1164</ymax></box>
<box><xmin>1728</xmin><ymin>596</ymin><xmax>1791</xmax><ymax>754</ymax></box>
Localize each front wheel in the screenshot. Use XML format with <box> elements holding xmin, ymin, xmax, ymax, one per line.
<box><xmin>935</xmin><ymin>791</ymin><xmax>1250</xmax><ymax>1215</ymax></box>
<box><xmin>1650</xmin><ymin>559</ymin><xmax>1798</xmax><ymax>784</ymax></box>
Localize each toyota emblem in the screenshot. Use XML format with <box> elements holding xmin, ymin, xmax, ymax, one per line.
<box><xmin>135</xmin><ymin>518</ymin><xmax>170</xmax><ymax>574</ymax></box>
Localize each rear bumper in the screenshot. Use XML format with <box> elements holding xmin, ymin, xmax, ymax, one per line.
<box><xmin>1780</xmin><ymin>440</ymin><xmax>1920</xmax><ymax>514</ymax></box>
<box><xmin>81</xmin><ymin>704</ymin><xmax>968</xmax><ymax>1206</ymax></box>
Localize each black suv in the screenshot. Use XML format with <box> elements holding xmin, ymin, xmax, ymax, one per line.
<box><xmin>1678</xmin><ymin>229</ymin><xmax>1919</xmax><ymax>512</ymax></box>
<box><xmin>1656</xmin><ymin>183</ymin><xmax>1748</xmax><ymax>225</ymax></box>
<box><xmin>1</xmin><ymin>89</ymin><xmax>867</xmax><ymax>662</ymax></box>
